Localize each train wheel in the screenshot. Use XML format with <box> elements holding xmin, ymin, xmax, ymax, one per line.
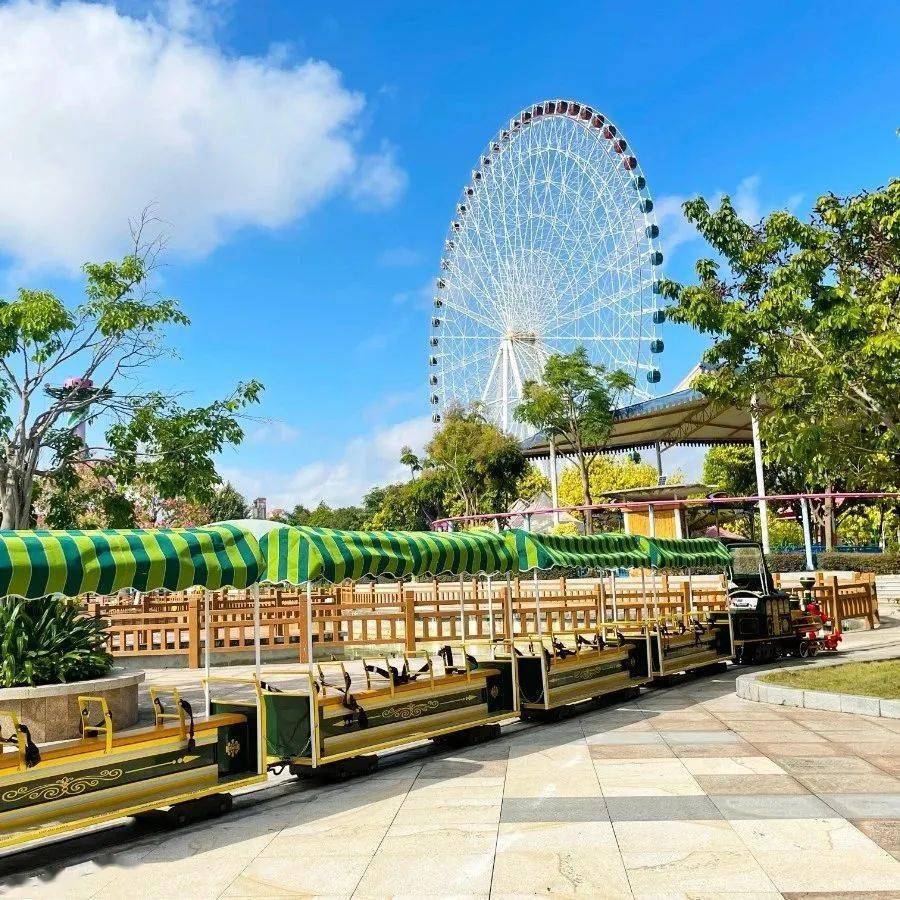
<box><xmin>808</xmin><ymin>642</ymin><xmax>819</xmax><ymax>657</ymax></box>
<box><xmin>798</xmin><ymin>640</ymin><xmax>811</xmax><ymax>659</ymax></box>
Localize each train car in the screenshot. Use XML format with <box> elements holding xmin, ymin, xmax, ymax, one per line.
<box><xmin>250</xmin><ymin>524</ymin><xmax>522</xmax><ymax>776</ymax></box>
<box><xmin>0</xmin><ymin>525</ymin><xmax>269</xmax><ymax>853</ymax></box>
<box><xmin>0</xmin><ymin>688</ymin><xmax>265</xmax><ymax>852</ymax></box>
<box><xmin>502</xmin><ymin>531</ymin><xmax>735</xmax><ymax>716</ymax></box>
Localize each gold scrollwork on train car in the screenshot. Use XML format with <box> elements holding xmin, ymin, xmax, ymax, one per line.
<box><xmin>390</xmin><ymin>699</ymin><xmax>440</xmax><ymax>720</ymax></box>
<box><xmin>225</xmin><ymin>739</ymin><xmax>241</xmax><ymax>758</ymax></box>
<box><xmin>2</xmin><ymin>768</ymin><xmax>124</xmax><ymax>803</ymax></box>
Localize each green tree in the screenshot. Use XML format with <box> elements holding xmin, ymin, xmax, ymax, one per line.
<box><xmin>0</xmin><ymin>222</ymin><xmax>262</xmax><ymax>528</ymax></box>
<box><xmin>516</xmin><ymin>465</ymin><xmax>551</xmax><ymax>504</ymax></box>
<box><xmin>663</xmin><ymin>180</ymin><xmax>900</xmax><ymax>497</ymax></box>
<box><xmin>399</xmin><ymin>445</ymin><xmax>421</xmax><ymax>479</ymax></box>
<box><xmin>365</xmin><ymin>475</ymin><xmax>447</xmax><ymax>531</ymax></box>
<box><xmin>558</xmin><ymin>455</ymin><xmax>665</xmax><ymax>509</ymax></box>
<box><xmin>206</xmin><ymin>482</ymin><xmax>249</xmax><ymax>522</ymax></box>
<box><xmin>514</xmin><ymin>348</ymin><xmax>634</xmax><ymax>531</ymax></box>
<box><xmin>426</xmin><ymin>407</ymin><xmax>527</xmax><ymax>518</ymax></box>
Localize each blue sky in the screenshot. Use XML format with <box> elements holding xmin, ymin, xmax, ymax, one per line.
<box><xmin>0</xmin><ymin>1</ymin><xmax>897</xmax><ymax>510</ymax></box>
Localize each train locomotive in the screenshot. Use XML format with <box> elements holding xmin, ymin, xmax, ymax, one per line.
<box><xmin>718</xmin><ymin>540</ymin><xmax>842</xmax><ymax>662</ymax></box>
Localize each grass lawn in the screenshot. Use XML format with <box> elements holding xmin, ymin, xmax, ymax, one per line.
<box><xmin>760</xmin><ymin>659</ymin><xmax>900</xmax><ymax>699</ymax></box>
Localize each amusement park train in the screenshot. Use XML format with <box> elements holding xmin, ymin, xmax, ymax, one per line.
<box><xmin>0</xmin><ymin>525</ymin><xmax>839</xmax><ymax>856</ymax></box>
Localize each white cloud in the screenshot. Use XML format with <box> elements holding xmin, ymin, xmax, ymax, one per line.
<box><xmin>654</xmin><ymin>175</ymin><xmax>803</xmax><ymax>264</ymax></box>
<box><xmin>349</xmin><ymin>141</ymin><xmax>408</xmax><ymax>210</ymax></box>
<box><xmin>222</xmin><ymin>415</ymin><xmax>433</xmax><ymax>509</ymax></box>
<box><xmin>247</xmin><ymin>421</ymin><xmax>300</xmax><ymax>445</ymax></box>
<box><xmin>654</xmin><ymin>193</ymin><xmax>697</xmax><ymax>260</ymax></box>
<box><xmin>0</xmin><ymin>1</ymin><xmax>406</xmax><ymax>272</ymax></box>
<box><xmin>732</xmin><ymin>175</ymin><xmax>762</xmax><ymax>225</ymax></box>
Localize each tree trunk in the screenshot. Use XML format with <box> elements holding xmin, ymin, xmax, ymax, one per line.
<box><xmin>824</xmin><ymin>494</ymin><xmax>835</xmax><ymax>551</ymax></box>
<box><xmin>578</xmin><ymin>456</ymin><xmax>593</xmax><ymax>535</ymax></box>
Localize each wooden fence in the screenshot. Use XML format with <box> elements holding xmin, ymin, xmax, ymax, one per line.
<box><xmin>85</xmin><ymin>571</ymin><xmax>879</xmax><ymax>666</ymax></box>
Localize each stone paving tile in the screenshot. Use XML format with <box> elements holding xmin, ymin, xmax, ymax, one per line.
<box><xmin>613</xmin><ymin>818</ymin><xmax>745</xmax><ymax>850</ymax></box>
<box><xmin>583</xmin><ymin>730</ymin><xmax>667</xmax><ymax>745</ymax></box>
<box><xmin>866</xmin><ymin>754</ymin><xmax>900</xmax><ymax>776</ymax></box>
<box><xmin>710</xmin><ymin>793</ymin><xmax>838</xmax><ymax>820</ymax></box>
<box><xmin>379</xmin><ymin>821</ymin><xmax>498</xmax><ymax>855</ymax></box>
<box><xmin>750</xmin><ymin>741</ymin><xmax>849</xmax><ymax>757</ymax></box>
<box><xmin>588</xmin><ymin>742</ymin><xmax>676</xmax><ymax>759</ymax></box>
<box><xmin>852</xmin><ymin>818</ymin><xmax>900</xmax><ymax>856</ymax></box>
<box><xmin>605</xmin><ymin>795</ymin><xmax>723</xmax><ymax>821</ymax></box>
<box><xmin>223</xmin><ymin>852</ymin><xmax>372</xmax><ymax>897</ymax></box>
<box><xmin>820</xmin><ymin>793</ymin><xmax>900</xmax><ymax>819</ymax></box>
<box><xmin>730</xmin><ymin>818</ymin><xmax>900</xmax><ymax>892</ymax></box>
<box><xmin>796</xmin><ymin>772</ymin><xmax>900</xmax><ymax>794</ymax></box>
<box><xmin>695</xmin><ymin>774</ymin><xmax>810</xmax><ymax>795</ymax></box>
<box><xmin>774</xmin><ymin>755</ymin><xmax>882</xmax><ymax>775</ymax></box>
<box><xmin>670</xmin><ymin>739</ymin><xmax>761</xmax><ymax>758</ymax></box>
<box><xmin>353</xmin><ymin>851</ymin><xmax>495</xmax><ymax>898</ymax></box>
<box><xmin>622</xmin><ymin>848</ymin><xmax>778</xmax><ymax>895</ymax></box>
<box><xmin>680</xmin><ymin>756</ymin><xmax>786</xmax><ymax>775</ymax></box>
<box><xmin>499</xmin><ymin>796</ymin><xmax>610</xmax><ymax>822</ymax></box>
<box><xmin>660</xmin><ymin>730</ymin><xmax>747</xmax><ymax>744</ymax></box>
<box><xmin>491</xmin><ymin>847</ymin><xmax>632</xmax><ymax>897</ymax></box>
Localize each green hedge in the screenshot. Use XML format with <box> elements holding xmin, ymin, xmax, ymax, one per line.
<box><xmin>766</xmin><ymin>552</ymin><xmax>810</xmax><ymax>572</ymax></box>
<box><xmin>817</xmin><ymin>552</ymin><xmax>900</xmax><ymax>574</ymax></box>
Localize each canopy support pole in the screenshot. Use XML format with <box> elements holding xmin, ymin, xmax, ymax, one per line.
<box><xmin>204</xmin><ymin>589</ymin><xmax>211</xmax><ymax>717</ymax></box>
<box><xmin>306</xmin><ymin>582</ymin><xmax>314</xmax><ymax>668</ymax></box>
<box><xmin>533</xmin><ymin>570</ymin><xmax>542</xmax><ymax>636</ymax></box>
<box><xmin>252</xmin><ymin>583</ymin><xmax>261</xmax><ymax>678</ymax></box>
<box><xmin>611</xmin><ymin>571</ymin><xmax>618</xmax><ymax>624</ymax></box>
<box><xmin>459</xmin><ymin>575</ymin><xmax>466</xmax><ymax>642</ymax></box>
<box><xmin>486</xmin><ymin>574</ymin><xmax>494</xmax><ymax>640</ymax></box>
<box><xmin>599</xmin><ymin>572</ymin><xmax>606</xmax><ymax>631</ymax></box>
<box><xmin>686</xmin><ymin>569</ymin><xmax>694</xmax><ymax>623</ymax></box>
<box><xmin>506</xmin><ymin>573</ymin><xmax>519</xmax><ymax>713</ymax></box>
<box><xmin>640</xmin><ymin>568</ymin><xmax>648</xmax><ymax>627</ymax></box>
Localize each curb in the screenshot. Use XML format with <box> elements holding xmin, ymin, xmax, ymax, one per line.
<box><xmin>735</xmin><ymin>668</ymin><xmax>899</xmax><ymax>719</ymax></box>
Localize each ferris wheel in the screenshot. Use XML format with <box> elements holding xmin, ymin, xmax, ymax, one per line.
<box><xmin>428</xmin><ymin>99</ymin><xmax>665</xmax><ymax>440</ymax></box>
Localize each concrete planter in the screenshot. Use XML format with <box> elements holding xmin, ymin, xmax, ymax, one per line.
<box><xmin>736</xmin><ymin>668</ymin><xmax>898</xmax><ymax>719</ymax></box>
<box><xmin>0</xmin><ymin>670</ymin><xmax>144</xmax><ymax>742</ymax></box>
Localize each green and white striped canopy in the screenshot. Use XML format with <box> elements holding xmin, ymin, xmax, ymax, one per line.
<box><xmin>258</xmin><ymin>525</ymin><xmax>517</xmax><ymax>584</ymax></box>
<box><xmin>506</xmin><ymin>529</ymin><xmax>655</xmax><ymax>572</ymax></box>
<box><xmin>0</xmin><ymin>524</ymin><xmax>264</xmax><ymax>599</ymax></box>
<box><xmin>644</xmin><ymin>536</ymin><xmax>733</xmax><ymax>569</ymax></box>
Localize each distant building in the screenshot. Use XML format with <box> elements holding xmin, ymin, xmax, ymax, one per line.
<box><xmin>252</xmin><ymin>497</ymin><xmax>267</xmax><ymax>520</ymax></box>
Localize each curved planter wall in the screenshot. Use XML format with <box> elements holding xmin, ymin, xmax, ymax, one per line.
<box><xmin>0</xmin><ymin>670</ymin><xmax>145</xmax><ymax>741</ymax></box>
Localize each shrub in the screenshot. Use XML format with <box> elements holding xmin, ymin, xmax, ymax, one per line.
<box><xmin>765</xmin><ymin>552</ymin><xmax>811</xmax><ymax>572</ymax></box>
<box><xmin>0</xmin><ymin>598</ymin><xmax>113</xmax><ymax>688</ymax></box>
<box><xmin>817</xmin><ymin>552</ymin><xmax>900</xmax><ymax>575</ymax></box>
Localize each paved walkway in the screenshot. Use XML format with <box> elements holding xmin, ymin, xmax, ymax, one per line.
<box><xmin>2</xmin><ymin>622</ymin><xmax>899</xmax><ymax>898</ymax></box>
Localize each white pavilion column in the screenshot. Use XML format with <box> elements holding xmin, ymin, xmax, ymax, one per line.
<box><xmin>750</xmin><ymin>397</ymin><xmax>770</xmax><ymax>554</ymax></box>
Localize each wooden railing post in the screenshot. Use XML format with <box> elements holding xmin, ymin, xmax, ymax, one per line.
<box><xmin>862</xmin><ymin>578</ymin><xmax>875</xmax><ymax>630</ymax></box>
<box><xmin>187</xmin><ymin>593</ymin><xmax>201</xmax><ymax>668</ymax></box>
<box><xmin>681</xmin><ymin>581</ymin><xmax>691</xmax><ymax>617</ymax></box>
<box><xmin>403</xmin><ymin>588</ymin><xmax>417</xmax><ymax>652</ymax></box>
<box><xmin>829</xmin><ymin>575</ymin><xmax>842</xmax><ymax>631</ymax></box>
